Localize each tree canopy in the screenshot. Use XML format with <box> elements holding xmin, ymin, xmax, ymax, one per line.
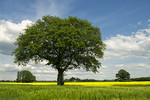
<box><xmin>116</xmin><ymin>69</ymin><xmax>130</xmax><ymax>82</ymax></box>
<box><xmin>17</xmin><ymin>70</ymin><xmax>36</xmax><ymax>83</ymax></box>
<box><xmin>12</xmin><ymin>15</ymin><xmax>105</xmax><ymax>85</ymax></box>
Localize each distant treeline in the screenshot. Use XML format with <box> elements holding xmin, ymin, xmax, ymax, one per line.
<box><xmin>64</xmin><ymin>77</ymin><xmax>102</xmax><ymax>82</ymax></box>
<box><xmin>131</xmin><ymin>77</ymin><xmax>150</xmax><ymax>81</ymax></box>
<box><xmin>64</xmin><ymin>77</ymin><xmax>116</xmax><ymax>82</ymax></box>
<box><xmin>1</xmin><ymin>77</ymin><xmax>150</xmax><ymax>82</ymax></box>
<box><xmin>64</xmin><ymin>77</ymin><xmax>150</xmax><ymax>82</ymax></box>
<box><xmin>0</xmin><ymin>80</ymin><xmax>16</xmax><ymax>82</ymax></box>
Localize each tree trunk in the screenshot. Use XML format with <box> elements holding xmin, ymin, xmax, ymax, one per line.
<box><xmin>57</xmin><ymin>69</ymin><xmax>64</xmax><ymax>85</ymax></box>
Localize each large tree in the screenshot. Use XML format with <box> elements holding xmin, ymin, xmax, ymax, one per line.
<box><xmin>12</xmin><ymin>15</ymin><xmax>105</xmax><ymax>85</ymax></box>
<box><xmin>116</xmin><ymin>69</ymin><xmax>130</xmax><ymax>82</ymax></box>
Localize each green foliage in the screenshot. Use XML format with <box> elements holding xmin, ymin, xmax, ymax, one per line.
<box><xmin>116</xmin><ymin>69</ymin><xmax>130</xmax><ymax>82</ymax></box>
<box><xmin>65</xmin><ymin>77</ymin><xmax>81</xmax><ymax>82</ymax></box>
<box><xmin>0</xmin><ymin>84</ymin><xmax>150</xmax><ymax>100</ymax></box>
<box><xmin>131</xmin><ymin>77</ymin><xmax>150</xmax><ymax>81</ymax></box>
<box><xmin>16</xmin><ymin>70</ymin><xmax>36</xmax><ymax>83</ymax></box>
<box><xmin>12</xmin><ymin>15</ymin><xmax>105</xmax><ymax>85</ymax></box>
<box><xmin>64</xmin><ymin>77</ymin><xmax>99</xmax><ymax>82</ymax></box>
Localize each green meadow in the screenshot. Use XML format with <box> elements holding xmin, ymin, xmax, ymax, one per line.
<box><xmin>0</xmin><ymin>84</ymin><xmax>150</xmax><ymax>100</ymax></box>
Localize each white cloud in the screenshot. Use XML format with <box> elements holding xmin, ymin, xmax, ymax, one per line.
<box><xmin>0</xmin><ymin>64</ymin><xmax>35</xmax><ymax>72</ymax></box>
<box><xmin>64</xmin><ymin>69</ymin><xmax>104</xmax><ymax>79</ymax></box>
<box><xmin>0</xmin><ymin>20</ymin><xmax>33</xmax><ymax>43</ymax></box>
<box><xmin>0</xmin><ymin>20</ymin><xmax>33</xmax><ymax>55</ymax></box>
<box><xmin>32</xmin><ymin>66</ymin><xmax>57</xmax><ymax>74</ymax></box>
<box><xmin>104</xmin><ymin>28</ymin><xmax>150</xmax><ymax>59</ymax></box>
<box><xmin>0</xmin><ymin>63</ymin><xmax>57</xmax><ymax>74</ymax></box>
<box><xmin>101</xmin><ymin>65</ymin><xmax>107</xmax><ymax>69</ymax></box>
<box><xmin>115</xmin><ymin>63</ymin><xmax>150</xmax><ymax>69</ymax></box>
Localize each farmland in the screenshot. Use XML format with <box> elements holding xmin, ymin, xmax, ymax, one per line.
<box><xmin>0</xmin><ymin>81</ymin><xmax>150</xmax><ymax>100</ymax></box>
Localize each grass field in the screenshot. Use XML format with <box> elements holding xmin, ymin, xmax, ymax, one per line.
<box><xmin>0</xmin><ymin>81</ymin><xmax>150</xmax><ymax>100</ymax></box>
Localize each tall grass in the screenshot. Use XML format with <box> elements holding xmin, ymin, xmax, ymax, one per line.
<box><xmin>0</xmin><ymin>84</ymin><xmax>150</xmax><ymax>100</ymax></box>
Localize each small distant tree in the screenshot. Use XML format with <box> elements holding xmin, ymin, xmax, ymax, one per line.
<box><xmin>116</xmin><ymin>69</ymin><xmax>130</xmax><ymax>82</ymax></box>
<box><xmin>16</xmin><ymin>70</ymin><xmax>36</xmax><ymax>83</ymax></box>
<box><xmin>70</xmin><ymin>77</ymin><xmax>76</xmax><ymax>82</ymax></box>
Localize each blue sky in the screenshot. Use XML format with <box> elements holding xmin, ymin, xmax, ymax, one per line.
<box><xmin>0</xmin><ymin>0</ymin><xmax>150</xmax><ymax>80</ymax></box>
<box><xmin>1</xmin><ymin>0</ymin><xmax>150</xmax><ymax>39</ymax></box>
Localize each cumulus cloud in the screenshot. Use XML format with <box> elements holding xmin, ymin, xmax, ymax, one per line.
<box><xmin>0</xmin><ymin>64</ymin><xmax>35</xmax><ymax>72</ymax></box>
<box><xmin>32</xmin><ymin>66</ymin><xmax>57</xmax><ymax>74</ymax></box>
<box><xmin>104</xmin><ymin>28</ymin><xmax>150</xmax><ymax>59</ymax></box>
<box><xmin>115</xmin><ymin>63</ymin><xmax>150</xmax><ymax>69</ymax></box>
<box><xmin>0</xmin><ymin>20</ymin><xmax>33</xmax><ymax>43</ymax></box>
<box><xmin>0</xmin><ymin>20</ymin><xmax>33</xmax><ymax>55</ymax></box>
<box><xmin>101</xmin><ymin>65</ymin><xmax>108</xmax><ymax>69</ymax></box>
<box><xmin>0</xmin><ymin>63</ymin><xmax>57</xmax><ymax>74</ymax></box>
<box><xmin>64</xmin><ymin>68</ymin><xmax>104</xmax><ymax>79</ymax></box>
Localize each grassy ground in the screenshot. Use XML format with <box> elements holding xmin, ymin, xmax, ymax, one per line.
<box><xmin>0</xmin><ymin>83</ymin><xmax>150</xmax><ymax>100</ymax></box>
